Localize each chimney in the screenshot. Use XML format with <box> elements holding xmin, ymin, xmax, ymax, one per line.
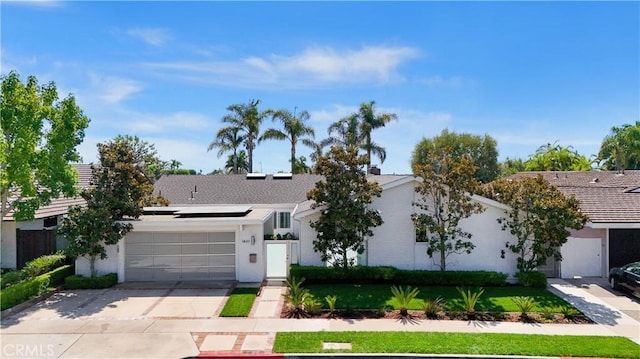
<box><xmin>369</xmin><ymin>165</ymin><xmax>381</xmax><ymax>175</ymax></box>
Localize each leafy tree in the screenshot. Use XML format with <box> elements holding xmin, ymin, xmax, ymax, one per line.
<box><xmin>1</xmin><ymin>71</ymin><xmax>90</xmax><ymax>220</ymax></box>
<box><xmin>259</xmin><ymin>108</ymin><xmax>316</xmax><ymax>173</ymax></box>
<box><xmin>307</xmin><ymin>146</ymin><xmax>383</xmax><ymax>268</ymax></box>
<box><xmin>524</xmin><ymin>142</ymin><xmax>591</xmax><ymax>171</ymax></box>
<box><xmin>499</xmin><ymin>157</ymin><xmax>526</xmax><ymax>178</ymax></box>
<box><xmin>208</xmin><ymin>126</ymin><xmax>246</xmax><ymax>174</ymax></box>
<box><xmin>411</xmin><ymin>129</ymin><xmax>499</xmax><ymax>183</ymax></box>
<box><xmin>169</xmin><ymin>159</ymin><xmax>182</xmax><ymax>170</ymax></box>
<box><xmin>112</xmin><ymin>135</ymin><xmax>168</xmax><ymax>181</ymax></box>
<box><xmin>597</xmin><ymin>121</ymin><xmax>640</xmax><ymax>171</ymax></box>
<box><xmin>322</xmin><ymin>101</ymin><xmax>396</xmax><ymax>172</ymax></box>
<box><xmin>483</xmin><ymin>175</ymin><xmax>588</xmax><ymax>272</ymax></box>
<box><xmin>225</xmin><ymin>150</ymin><xmax>249</xmax><ymax>174</ymax></box>
<box><xmin>411</xmin><ymin>149</ymin><xmax>485</xmax><ymax>271</ymax></box>
<box><xmin>291</xmin><ymin>156</ymin><xmax>311</xmax><ymax>174</ymax></box>
<box><xmin>59</xmin><ymin>139</ymin><xmax>164</xmax><ymax>276</ymax></box>
<box><xmin>219</xmin><ymin>99</ymin><xmax>267</xmax><ymax>173</ymax></box>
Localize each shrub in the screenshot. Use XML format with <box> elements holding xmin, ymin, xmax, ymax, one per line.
<box><xmin>21</xmin><ymin>252</ymin><xmax>67</xmax><ymax>279</ymax></box>
<box><xmin>457</xmin><ymin>287</ymin><xmax>484</xmax><ymax>317</ymax></box>
<box><xmin>511</xmin><ymin>296</ymin><xmax>537</xmax><ymax>320</ymax></box>
<box><xmin>304</xmin><ymin>296</ymin><xmax>322</xmax><ymax>315</ymax></box>
<box><xmin>1</xmin><ymin>275</ymin><xmax>49</xmax><ymax>310</ymax></box>
<box><xmin>0</xmin><ymin>265</ymin><xmax>74</xmax><ymax>311</ymax></box>
<box><xmin>289</xmin><ymin>265</ymin><xmax>508</xmax><ymax>286</ymax></box>
<box><xmin>0</xmin><ymin>270</ymin><xmax>22</xmax><ymax>289</ymax></box>
<box><xmin>423</xmin><ymin>297</ymin><xmax>444</xmax><ymax>319</ymax></box>
<box><xmin>325</xmin><ymin>295</ymin><xmax>338</xmax><ymax>316</ymax></box>
<box><xmin>390</xmin><ymin>285</ymin><xmax>420</xmax><ymax>317</ymax></box>
<box><xmin>515</xmin><ymin>271</ymin><xmax>547</xmax><ymax>288</ymax></box>
<box><xmin>64</xmin><ymin>273</ymin><xmax>118</xmax><ymax>289</ymax></box>
<box><xmin>283</xmin><ymin>277</ymin><xmax>312</xmax><ymax>318</ymax></box>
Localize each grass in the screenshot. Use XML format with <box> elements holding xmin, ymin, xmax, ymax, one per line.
<box><xmin>273</xmin><ymin>332</ymin><xmax>640</xmax><ymax>358</ymax></box>
<box><xmin>219</xmin><ymin>287</ymin><xmax>259</xmax><ymax>317</ymax></box>
<box><xmin>306</xmin><ymin>284</ymin><xmax>570</xmax><ymax>312</ymax></box>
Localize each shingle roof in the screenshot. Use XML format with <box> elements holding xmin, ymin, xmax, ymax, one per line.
<box><xmin>2</xmin><ymin>164</ymin><xmax>93</xmax><ymax>221</ymax></box>
<box><xmin>511</xmin><ymin>171</ymin><xmax>640</xmax><ymax>224</ymax></box>
<box><xmin>154</xmin><ymin>174</ymin><xmax>325</xmax><ymax>205</ymax></box>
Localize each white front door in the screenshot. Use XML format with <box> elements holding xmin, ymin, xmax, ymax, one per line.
<box><xmin>266</xmin><ymin>242</ymin><xmax>288</xmax><ymax>278</ymax></box>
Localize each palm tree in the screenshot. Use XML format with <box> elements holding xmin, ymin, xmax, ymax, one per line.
<box><xmin>598</xmin><ymin>122</ymin><xmax>640</xmax><ymax>172</ymax></box>
<box><xmin>357</xmin><ymin>101</ymin><xmax>397</xmax><ymax>172</ymax></box>
<box><xmin>207</xmin><ymin>126</ymin><xmax>245</xmax><ymax>174</ymax></box>
<box><xmin>220</xmin><ymin>100</ymin><xmax>267</xmax><ymax>173</ymax></box>
<box><xmin>225</xmin><ymin>150</ymin><xmax>249</xmax><ymax>174</ymax></box>
<box><xmin>321</xmin><ymin>101</ymin><xmax>397</xmax><ymax>172</ymax></box>
<box><xmin>259</xmin><ymin>108</ymin><xmax>316</xmax><ymax>173</ymax></box>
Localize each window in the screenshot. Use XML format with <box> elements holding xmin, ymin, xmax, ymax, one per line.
<box><xmin>276</xmin><ymin>212</ymin><xmax>291</xmax><ymax>229</ymax></box>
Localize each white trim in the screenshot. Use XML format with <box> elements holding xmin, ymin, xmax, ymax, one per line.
<box><xmin>587</xmin><ymin>222</ymin><xmax>640</xmax><ymax>229</ymax></box>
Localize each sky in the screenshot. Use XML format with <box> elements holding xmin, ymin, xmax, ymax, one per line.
<box><xmin>1</xmin><ymin>1</ymin><xmax>638</xmax><ymax>175</ymax></box>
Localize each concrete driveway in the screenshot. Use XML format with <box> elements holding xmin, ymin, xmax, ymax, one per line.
<box><xmin>5</xmin><ymin>281</ymin><xmax>233</xmax><ymax>321</ymax></box>
<box><xmin>564</xmin><ymin>277</ymin><xmax>640</xmax><ymax>321</ymax></box>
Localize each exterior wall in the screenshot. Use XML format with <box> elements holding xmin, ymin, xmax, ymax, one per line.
<box><xmin>75</xmin><ymin>243</ymin><xmax>119</xmax><ymax>278</ymax></box>
<box><xmin>237</xmin><ymin>224</ymin><xmax>264</xmax><ymax>282</ymax></box>
<box><xmin>298</xmin><ymin>212</ymin><xmax>324</xmax><ymax>266</ymax></box>
<box><xmin>297</xmin><ymin>180</ymin><xmax>520</xmax><ymax>279</ymax></box>
<box><xmin>366</xmin><ymin>182</ymin><xmax>418</xmax><ymax>269</ymax></box>
<box><xmin>1</xmin><ymin>221</ymin><xmax>17</xmax><ymax>268</ymax></box>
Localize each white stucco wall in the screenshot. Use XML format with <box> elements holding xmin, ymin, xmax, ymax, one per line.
<box><xmin>75</xmin><ymin>243</ymin><xmax>119</xmax><ymax>278</ymax></box>
<box><xmin>297</xmin><ymin>179</ymin><xmax>520</xmax><ymax>278</ymax></box>
<box><xmin>237</xmin><ymin>224</ymin><xmax>265</xmax><ymax>282</ymax></box>
<box><xmin>1</xmin><ymin>221</ymin><xmax>17</xmax><ymax>268</ymax></box>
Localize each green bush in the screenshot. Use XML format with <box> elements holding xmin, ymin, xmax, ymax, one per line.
<box><xmin>0</xmin><ymin>264</ymin><xmax>74</xmax><ymax>311</ymax></box>
<box><xmin>64</xmin><ymin>273</ymin><xmax>118</xmax><ymax>289</ymax></box>
<box><xmin>0</xmin><ymin>270</ymin><xmax>22</xmax><ymax>289</ymax></box>
<box><xmin>21</xmin><ymin>252</ymin><xmax>68</xmax><ymax>279</ymax></box>
<box><xmin>515</xmin><ymin>271</ymin><xmax>548</xmax><ymax>288</ymax></box>
<box><xmin>290</xmin><ymin>265</ymin><xmax>508</xmax><ymax>286</ymax></box>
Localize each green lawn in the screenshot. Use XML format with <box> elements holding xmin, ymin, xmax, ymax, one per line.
<box><xmin>274</xmin><ymin>332</ymin><xmax>640</xmax><ymax>358</ymax></box>
<box><xmin>306</xmin><ymin>284</ymin><xmax>570</xmax><ymax>312</ymax></box>
<box><xmin>219</xmin><ymin>287</ymin><xmax>259</xmax><ymax>317</ymax></box>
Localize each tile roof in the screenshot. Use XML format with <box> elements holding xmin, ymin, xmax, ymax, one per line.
<box><xmin>510</xmin><ymin>171</ymin><xmax>640</xmax><ymax>224</ymax></box>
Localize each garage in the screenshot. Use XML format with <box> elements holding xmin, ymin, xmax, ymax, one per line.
<box><xmin>125</xmin><ymin>231</ymin><xmax>236</xmax><ymax>281</ymax></box>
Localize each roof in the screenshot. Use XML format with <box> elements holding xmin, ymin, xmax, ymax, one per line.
<box><xmin>510</xmin><ymin>171</ymin><xmax>640</xmax><ymax>224</ymax></box>
<box><xmin>2</xmin><ymin>164</ymin><xmax>93</xmax><ymax>221</ymax></box>
<box><xmin>154</xmin><ymin>174</ymin><xmax>325</xmax><ymax>205</ymax></box>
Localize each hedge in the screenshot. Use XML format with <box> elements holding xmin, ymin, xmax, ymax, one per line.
<box><xmin>0</xmin><ymin>265</ymin><xmax>74</xmax><ymax>311</ymax></box>
<box><xmin>515</xmin><ymin>271</ymin><xmax>548</xmax><ymax>288</ymax></box>
<box><xmin>289</xmin><ymin>265</ymin><xmax>508</xmax><ymax>286</ymax></box>
<box><xmin>21</xmin><ymin>252</ymin><xmax>68</xmax><ymax>279</ymax></box>
<box><xmin>64</xmin><ymin>273</ymin><xmax>118</xmax><ymax>289</ymax></box>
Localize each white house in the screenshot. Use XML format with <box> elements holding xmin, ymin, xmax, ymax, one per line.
<box><xmin>77</xmin><ymin>170</ymin><xmax>634</xmax><ymax>283</ymax></box>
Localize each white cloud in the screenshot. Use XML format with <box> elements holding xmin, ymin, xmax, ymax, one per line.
<box><xmin>2</xmin><ymin>0</ymin><xmax>62</xmax><ymax>8</ymax></box>
<box><xmin>126</xmin><ymin>111</ymin><xmax>213</xmax><ymax>134</ymax></box>
<box><xmin>88</xmin><ymin>73</ymin><xmax>142</xmax><ymax>104</ymax></box>
<box><xmin>142</xmin><ymin>44</ymin><xmax>420</xmax><ymax>89</ymax></box>
<box><xmin>127</xmin><ymin>28</ymin><xmax>172</xmax><ymax>46</ymax></box>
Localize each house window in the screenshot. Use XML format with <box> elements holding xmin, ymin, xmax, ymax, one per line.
<box><xmin>276</xmin><ymin>212</ymin><xmax>291</xmax><ymax>229</ymax></box>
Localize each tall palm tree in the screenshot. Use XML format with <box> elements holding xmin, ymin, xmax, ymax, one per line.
<box><xmin>357</xmin><ymin>101</ymin><xmax>397</xmax><ymax>172</ymax></box>
<box><xmin>598</xmin><ymin>122</ymin><xmax>640</xmax><ymax>172</ymax></box>
<box><xmin>321</xmin><ymin>101</ymin><xmax>397</xmax><ymax>172</ymax></box>
<box><xmin>207</xmin><ymin>126</ymin><xmax>245</xmax><ymax>174</ymax></box>
<box><xmin>221</xmin><ymin>99</ymin><xmax>267</xmax><ymax>173</ymax></box>
<box><xmin>259</xmin><ymin>108</ymin><xmax>316</xmax><ymax>174</ymax></box>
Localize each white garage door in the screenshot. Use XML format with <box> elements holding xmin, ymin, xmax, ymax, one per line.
<box><xmin>125</xmin><ymin>232</ymin><xmax>236</xmax><ymax>281</ymax></box>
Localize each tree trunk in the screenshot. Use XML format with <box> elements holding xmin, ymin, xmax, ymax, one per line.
<box><xmin>440</xmin><ymin>237</ymin><xmax>446</xmax><ymax>271</ymax></box>
<box><xmin>291</xmin><ymin>145</ymin><xmax>296</xmax><ymax>174</ymax></box>
<box><xmin>90</xmin><ymin>255</ymin><xmax>97</xmax><ymax>277</ymax></box>
<box><xmin>615</xmin><ymin>148</ymin><xmax>623</xmax><ymax>173</ymax></box>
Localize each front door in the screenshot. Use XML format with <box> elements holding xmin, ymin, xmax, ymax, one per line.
<box><xmin>266</xmin><ymin>242</ymin><xmax>288</xmax><ymax>278</ymax></box>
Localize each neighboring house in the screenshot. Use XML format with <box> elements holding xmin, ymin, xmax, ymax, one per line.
<box><xmin>511</xmin><ymin>171</ymin><xmax>640</xmax><ymax>278</ymax></box>
<box><xmin>0</xmin><ymin>164</ymin><xmax>92</xmax><ymax>269</ymax></box>
<box><xmin>80</xmin><ymin>172</ymin><xmax>521</xmax><ymax>283</ymax></box>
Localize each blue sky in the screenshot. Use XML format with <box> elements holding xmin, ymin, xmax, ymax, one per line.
<box><xmin>2</xmin><ymin>1</ymin><xmax>638</xmax><ymax>174</ymax></box>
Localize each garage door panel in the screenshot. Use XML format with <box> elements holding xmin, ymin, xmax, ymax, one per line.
<box><xmin>183</xmin><ymin>244</ymin><xmax>208</xmax><ymax>254</ymax></box>
<box><xmin>126</xmin><ymin>255</ymin><xmax>153</xmax><ymax>267</ymax></box>
<box><xmin>125</xmin><ymin>232</ymin><xmax>236</xmax><ymax>281</ymax></box>
<box><xmin>184</xmin><ymin>255</ymin><xmax>209</xmax><ymax>267</ymax></box>
<box><xmin>210</xmin><ymin>255</ymin><xmax>235</xmax><ymax>266</ymax></box>
<box><xmin>154</xmin><ymin>244</ymin><xmax>181</xmax><ymax>255</ymax></box>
